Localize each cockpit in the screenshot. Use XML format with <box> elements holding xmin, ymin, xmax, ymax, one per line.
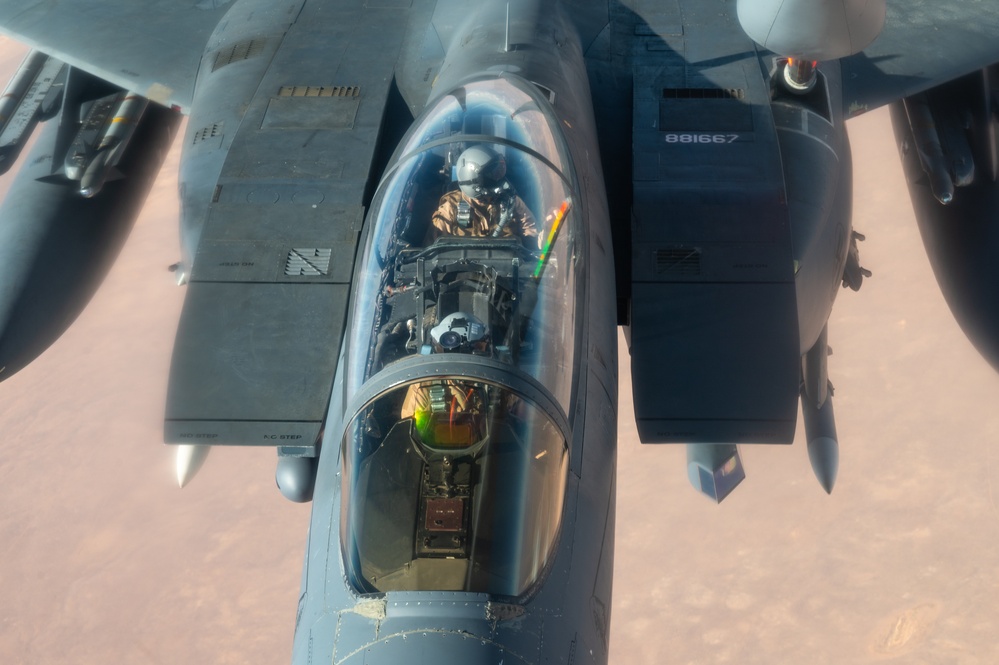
<box><xmin>339</xmin><ymin>75</ymin><xmax>580</xmax><ymax>598</ymax></box>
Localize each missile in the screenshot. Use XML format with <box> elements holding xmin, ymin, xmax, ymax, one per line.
<box><xmin>889</xmin><ymin>85</ymin><xmax>999</xmax><ymax>374</ymax></box>
<box><xmin>79</xmin><ymin>144</ymin><xmax>119</xmax><ymax>198</ymax></box>
<box><xmin>799</xmin><ymin>323</ymin><xmax>838</xmax><ymax>493</ymax></box>
<box><xmin>64</xmin><ymin>91</ymin><xmax>148</xmax><ymax>197</ymax></box>
<box><xmin>0</xmin><ymin>50</ymin><xmax>65</xmax><ymax>174</ymax></box>
<box><xmin>686</xmin><ymin>443</ymin><xmax>745</xmax><ymax>503</ymax></box>
<box><xmin>902</xmin><ymin>94</ymin><xmax>956</xmax><ymax>204</ymax></box>
<box><xmin>802</xmin><ymin>325</ymin><xmax>829</xmax><ymax>406</ymax></box>
<box><xmin>175</xmin><ymin>444</ymin><xmax>212</xmax><ymax>488</ymax></box>
<box><xmin>0</xmin><ymin>81</ymin><xmax>180</xmax><ymax>382</ymax></box>
<box><xmin>800</xmin><ymin>386</ymin><xmax>839</xmax><ymax>494</ymax></box>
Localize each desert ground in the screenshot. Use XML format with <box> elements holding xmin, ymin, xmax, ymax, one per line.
<box><xmin>0</xmin><ymin>37</ymin><xmax>997</xmax><ymax>664</ymax></box>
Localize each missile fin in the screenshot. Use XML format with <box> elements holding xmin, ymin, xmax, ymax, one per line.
<box><xmin>685</xmin><ymin>443</ymin><xmax>746</xmax><ymax>503</ymax></box>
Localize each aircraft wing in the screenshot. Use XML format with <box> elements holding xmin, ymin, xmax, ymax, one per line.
<box><xmin>0</xmin><ymin>0</ymin><xmax>232</xmax><ymax>111</ymax></box>
<box><xmin>841</xmin><ymin>2</ymin><xmax>999</xmax><ymax>117</ymax></box>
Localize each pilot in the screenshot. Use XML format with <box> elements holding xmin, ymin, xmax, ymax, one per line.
<box><xmin>431</xmin><ymin>145</ymin><xmax>539</xmax><ymax>246</ymax></box>
<box><xmin>400</xmin><ymin>311</ymin><xmax>491</xmax><ymax>448</ymax></box>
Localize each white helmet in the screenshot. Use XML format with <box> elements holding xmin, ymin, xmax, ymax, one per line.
<box><xmin>456</xmin><ymin>146</ymin><xmax>507</xmax><ymax>200</ymax></box>
<box><xmin>430</xmin><ymin>312</ymin><xmax>488</xmax><ymax>352</ymax></box>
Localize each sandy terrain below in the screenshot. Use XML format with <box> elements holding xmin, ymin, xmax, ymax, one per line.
<box><xmin>0</xmin><ymin>35</ymin><xmax>996</xmax><ymax>665</ymax></box>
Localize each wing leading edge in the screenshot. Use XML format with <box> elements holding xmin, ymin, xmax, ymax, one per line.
<box><xmin>841</xmin><ymin>2</ymin><xmax>999</xmax><ymax>116</ymax></box>
<box><xmin>0</xmin><ymin>0</ymin><xmax>233</xmax><ymax>112</ymax></box>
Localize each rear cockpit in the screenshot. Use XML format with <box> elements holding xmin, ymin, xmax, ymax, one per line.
<box><xmin>340</xmin><ymin>376</ymin><xmax>569</xmax><ymax>596</ymax></box>
<box><xmin>339</xmin><ymin>75</ymin><xmax>581</xmax><ymax>598</ymax></box>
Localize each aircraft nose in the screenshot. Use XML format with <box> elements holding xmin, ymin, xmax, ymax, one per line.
<box><xmin>338</xmin><ymin>630</ymin><xmax>515</xmax><ymax>664</ymax></box>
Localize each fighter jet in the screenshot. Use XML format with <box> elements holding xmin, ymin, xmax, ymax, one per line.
<box><xmin>0</xmin><ymin>0</ymin><xmax>996</xmax><ymax>662</ymax></box>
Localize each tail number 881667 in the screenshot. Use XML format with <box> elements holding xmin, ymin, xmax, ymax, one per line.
<box><xmin>664</xmin><ymin>133</ymin><xmax>740</xmax><ymax>144</ymax></box>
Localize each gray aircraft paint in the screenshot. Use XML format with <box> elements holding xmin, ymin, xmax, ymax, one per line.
<box><xmin>0</xmin><ymin>1</ymin><xmax>997</xmax><ymax>664</ymax></box>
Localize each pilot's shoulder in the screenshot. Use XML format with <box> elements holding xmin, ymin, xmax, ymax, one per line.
<box><xmin>515</xmin><ymin>197</ymin><xmax>538</xmax><ymax>226</ymax></box>
<box><xmin>433</xmin><ymin>190</ymin><xmax>462</xmax><ymax>224</ymax></box>
<box><xmin>439</xmin><ymin>189</ymin><xmax>462</xmax><ymax>205</ymax></box>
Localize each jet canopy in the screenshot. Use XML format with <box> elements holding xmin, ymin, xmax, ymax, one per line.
<box><xmin>340</xmin><ymin>75</ymin><xmax>580</xmax><ymax>597</ymax></box>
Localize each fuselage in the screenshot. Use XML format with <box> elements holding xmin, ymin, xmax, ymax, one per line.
<box><xmin>4</xmin><ymin>0</ymin><xmax>999</xmax><ymax>662</ymax></box>
<box><xmin>291</xmin><ymin>1</ymin><xmax>618</xmax><ymax>663</ymax></box>
<box><xmin>165</xmin><ymin>0</ymin><xmax>857</xmax><ymax>660</ymax></box>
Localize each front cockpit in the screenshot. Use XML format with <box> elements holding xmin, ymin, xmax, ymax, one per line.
<box><xmin>339</xmin><ymin>75</ymin><xmax>581</xmax><ymax>598</ymax></box>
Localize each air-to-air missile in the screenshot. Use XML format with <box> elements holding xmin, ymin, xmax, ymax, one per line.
<box><xmin>0</xmin><ymin>62</ymin><xmax>179</xmax><ymax>382</ymax></box>
<box><xmin>802</xmin><ymin>391</ymin><xmax>839</xmax><ymax>494</ymax></box>
<box><xmin>800</xmin><ymin>324</ymin><xmax>838</xmax><ymax>493</ymax></box>
<box><xmin>890</xmin><ymin>68</ymin><xmax>999</xmax><ymax>376</ymax></box>
<box><xmin>64</xmin><ymin>90</ymin><xmax>149</xmax><ymax>197</ymax></box>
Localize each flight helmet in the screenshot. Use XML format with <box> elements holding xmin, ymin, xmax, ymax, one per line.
<box><xmin>456</xmin><ymin>145</ymin><xmax>507</xmax><ymax>200</ymax></box>
<box><xmin>430</xmin><ymin>311</ymin><xmax>488</xmax><ymax>354</ymax></box>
